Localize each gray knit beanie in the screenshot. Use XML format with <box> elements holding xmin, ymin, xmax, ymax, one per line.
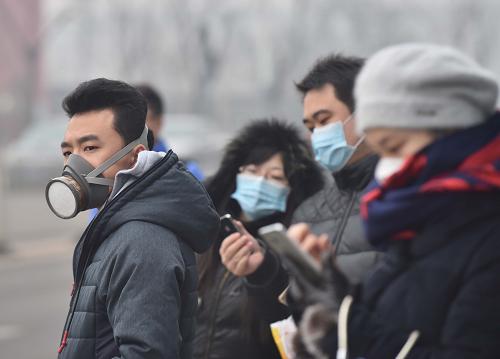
<box><xmin>355</xmin><ymin>43</ymin><xmax>499</xmax><ymax>134</ymax></box>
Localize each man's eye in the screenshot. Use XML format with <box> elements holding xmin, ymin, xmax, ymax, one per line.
<box><xmin>63</xmin><ymin>151</ymin><xmax>71</xmax><ymax>157</ymax></box>
<box><xmin>319</xmin><ymin>117</ymin><xmax>331</xmax><ymax>126</ymax></box>
<box><xmin>84</xmin><ymin>146</ymin><xmax>97</xmax><ymax>152</ymax></box>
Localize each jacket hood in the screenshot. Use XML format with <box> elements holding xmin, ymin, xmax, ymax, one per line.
<box><xmin>89</xmin><ymin>151</ymin><xmax>220</xmax><ymax>254</ymax></box>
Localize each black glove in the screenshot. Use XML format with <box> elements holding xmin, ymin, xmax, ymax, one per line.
<box><xmin>284</xmin><ymin>249</ymin><xmax>350</xmax><ymax>358</ymax></box>
<box><xmin>287</xmin><ymin>248</ymin><xmax>350</xmax><ymax>315</ymax></box>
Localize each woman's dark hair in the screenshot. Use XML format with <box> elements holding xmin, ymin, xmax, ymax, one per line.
<box><xmin>62</xmin><ymin>78</ymin><xmax>154</xmax><ymax>149</ymax></box>
<box><xmin>198</xmin><ymin>118</ymin><xmax>324</xmax><ymax>296</ymax></box>
<box><xmin>295</xmin><ymin>54</ymin><xmax>365</xmax><ymax>113</ymax></box>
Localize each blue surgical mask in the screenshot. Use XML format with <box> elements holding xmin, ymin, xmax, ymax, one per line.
<box><xmin>311</xmin><ymin>116</ymin><xmax>364</xmax><ymax>173</ymax></box>
<box><xmin>231</xmin><ymin>174</ymin><xmax>290</xmax><ymax>221</ymax></box>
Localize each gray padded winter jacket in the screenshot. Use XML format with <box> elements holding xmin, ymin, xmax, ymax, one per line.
<box><xmin>57</xmin><ymin>151</ymin><xmax>220</xmax><ymax>359</ymax></box>
<box><xmin>291</xmin><ymin>155</ymin><xmax>381</xmax><ymax>284</ymax></box>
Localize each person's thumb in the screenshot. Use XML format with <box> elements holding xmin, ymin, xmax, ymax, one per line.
<box><xmin>288</xmin><ymin>223</ymin><xmax>311</xmax><ymax>244</ymax></box>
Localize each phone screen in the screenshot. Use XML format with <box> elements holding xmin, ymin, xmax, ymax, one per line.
<box><xmin>258</xmin><ymin>223</ymin><xmax>323</xmax><ymax>285</ymax></box>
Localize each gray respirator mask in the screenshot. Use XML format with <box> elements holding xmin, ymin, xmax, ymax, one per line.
<box><xmin>45</xmin><ymin>127</ymin><xmax>149</xmax><ymax>219</ymax></box>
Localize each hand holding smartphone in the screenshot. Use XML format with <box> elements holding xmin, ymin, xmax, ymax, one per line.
<box><xmin>258</xmin><ymin>223</ymin><xmax>324</xmax><ymax>286</ymax></box>
<box><xmin>220</xmin><ymin>214</ymin><xmax>241</xmax><ymax>237</ymax></box>
<box><xmin>219</xmin><ymin>214</ymin><xmax>263</xmax><ymax>276</ymax></box>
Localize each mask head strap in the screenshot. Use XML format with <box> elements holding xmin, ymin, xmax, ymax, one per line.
<box><xmin>86</xmin><ymin>126</ymin><xmax>149</xmax><ymax>185</ymax></box>
<box><xmin>354</xmin><ymin>134</ymin><xmax>366</xmax><ymax>148</ymax></box>
<box><xmin>344</xmin><ymin>112</ymin><xmax>365</xmax><ymax>148</ymax></box>
<box><xmin>343</xmin><ymin>113</ymin><xmax>354</xmax><ymax>126</ymax></box>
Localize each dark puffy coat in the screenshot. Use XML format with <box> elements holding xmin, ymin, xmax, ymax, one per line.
<box><xmin>57</xmin><ymin>152</ymin><xmax>220</xmax><ymax>359</ymax></box>
<box><xmin>327</xmin><ymin>193</ymin><xmax>500</xmax><ymax>358</ymax></box>
<box><xmin>193</xmin><ymin>211</ymin><xmax>290</xmax><ymax>359</ymax></box>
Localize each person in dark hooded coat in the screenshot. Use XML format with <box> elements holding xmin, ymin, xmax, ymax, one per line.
<box><xmin>193</xmin><ymin>118</ymin><xmax>325</xmax><ymax>359</ymax></box>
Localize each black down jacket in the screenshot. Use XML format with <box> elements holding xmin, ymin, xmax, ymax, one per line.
<box><xmin>326</xmin><ymin>193</ymin><xmax>500</xmax><ymax>358</ymax></box>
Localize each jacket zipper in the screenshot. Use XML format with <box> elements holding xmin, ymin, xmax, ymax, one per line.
<box><xmin>333</xmin><ymin>192</ymin><xmax>357</xmax><ymax>255</ymax></box>
<box><xmin>203</xmin><ymin>270</ymin><xmax>231</xmax><ymax>359</ymax></box>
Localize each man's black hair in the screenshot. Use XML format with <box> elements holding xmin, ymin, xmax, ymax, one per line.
<box><xmin>295</xmin><ymin>54</ymin><xmax>365</xmax><ymax>112</ymax></box>
<box><xmin>135</xmin><ymin>84</ymin><xmax>165</xmax><ymax>117</ymax></box>
<box><xmin>62</xmin><ymin>78</ymin><xmax>154</xmax><ymax>149</ymax></box>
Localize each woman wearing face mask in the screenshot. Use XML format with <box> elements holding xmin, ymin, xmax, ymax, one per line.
<box><xmin>193</xmin><ymin>119</ymin><xmax>324</xmax><ymax>359</ymax></box>
<box><xmin>295</xmin><ymin>43</ymin><xmax>500</xmax><ymax>358</ymax></box>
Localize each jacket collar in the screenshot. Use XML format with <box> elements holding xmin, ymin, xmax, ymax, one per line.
<box><xmin>334</xmin><ymin>154</ymin><xmax>378</xmax><ymax>192</ymax></box>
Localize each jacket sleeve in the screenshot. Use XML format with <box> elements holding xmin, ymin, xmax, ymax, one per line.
<box><xmin>244</xmin><ymin>245</ymin><xmax>291</xmax><ymax>323</ymax></box>
<box><xmin>100</xmin><ymin>221</ymin><xmax>185</xmax><ymax>359</ymax></box>
<box><xmin>327</xmin><ymin>236</ymin><xmax>500</xmax><ymax>359</ymax></box>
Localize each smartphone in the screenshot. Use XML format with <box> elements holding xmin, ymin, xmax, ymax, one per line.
<box><xmin>258</xmin><ymin>223</ymin><xmax>323</xmax><ymax>285</ymax></box>
<box><xmin>220</xmin><ymin>214</ymin><xmax>240</xmax><ymax>238</ymax></box>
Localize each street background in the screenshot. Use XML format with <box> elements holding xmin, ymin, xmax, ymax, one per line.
<box><xmin>1</xmin><ymin>0</ymin><xmax>500</xmax><ymax>358</ymax></box>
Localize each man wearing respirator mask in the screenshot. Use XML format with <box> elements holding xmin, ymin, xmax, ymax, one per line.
<box><xmin>47</xmin><ymin>78</ymin><xmax>220</xmax><ymax>359</ymax></box>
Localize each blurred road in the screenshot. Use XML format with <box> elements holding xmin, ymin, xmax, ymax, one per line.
<box><xmin>0</xmin><ymin>189</ymin><xmax>86</xmax><ymax>359</ymax></box>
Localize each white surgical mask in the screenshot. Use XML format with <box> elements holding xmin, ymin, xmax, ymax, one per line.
<box><xmin>374</xmin><ymin>157</ymin><xmax>406</xmax><ymax>184</ymax></box>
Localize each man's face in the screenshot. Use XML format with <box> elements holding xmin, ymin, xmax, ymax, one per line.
<box><xmin>60</xmin><ymin>109</ymin><xmax>139</xmax><ymax>181</ymax></box>
<box><xmin>302</xmin><ymin>83</ymin><xmax>358</xmax><ymax>146</ymax></box>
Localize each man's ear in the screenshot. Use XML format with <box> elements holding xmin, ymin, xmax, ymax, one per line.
<box><xmin>131</xmin><ymin>144</ymin><xmax>147</xmax><ymax>166</ymax></box>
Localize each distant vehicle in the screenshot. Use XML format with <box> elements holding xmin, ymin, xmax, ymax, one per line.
<box><xmin>159</xmin><ymin>113</ymin><xmax>232</xmax><ymax>176</ymax></box>
<box><xmin>1</xmin><ymin>114</ymin><xmax>232</xmax><ymax>188</ymax></box>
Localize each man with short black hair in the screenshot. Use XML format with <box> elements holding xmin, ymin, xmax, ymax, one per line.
<box><xmin>290</xmin><ymin>54</ymin><xmax>380</xmax><ymax>284</ymax></box>
<box><xmin>49</xmin><ymin>78</ymin><xmax>220</xmax><ymax>359</ymax></box>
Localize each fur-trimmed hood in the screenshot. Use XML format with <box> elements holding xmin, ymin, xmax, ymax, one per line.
<box><xmin>204</xmin><ymin>118</ymin><xmax>324</xmax><ymax>221</ymax></box>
